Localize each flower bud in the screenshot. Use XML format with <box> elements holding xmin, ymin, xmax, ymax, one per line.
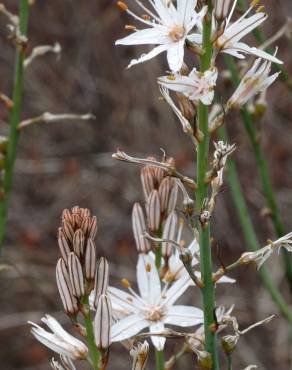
<box><xmin>162</xmin><ymin>211</ymin><xmax>177</xmax><ymax>258</ymax></box>
<box><xmin>94</xmin><ymin>294</ymin><xmax>112</xmax><ymax>350</ymax></box>
<box><xmin>85</xmin><ymin>238</ymin><xmax>97</xmax><ymax>281</ymax></box>
<box><xmin>62</xmin><ymin>220</ymin><xmax>74</xmax><ymax>242</ymax></box>
<box><xmin>214</xmin><ymin>0</ymin><xmax>232</xmax><ymax>21</ymax></box>
<box><xmin>146</xmin><ymin>190</ymin><xmax>161</xmax><ymax>231</ymax></box>
<box><xmin>130</xmin><ymin>341</ymin><xmax>149</xmax><ymax>370</ymax></box>
<box><xmin>132</xmin><ymin>203</ymin><xmax>151</xmax><ymax>253</ymax></box>
<box><xmin>93</xmin><ymin>257</ymin><xmax>109</xmax><ymax>307</ymax></box>
<box><xmin>222</xmin><ymin>334</ymin><xmax>239</xmax><ymax>354</ymax></box>
<box><xmin>194</xmin><ymin>350</ymin><xmax>213</xmax><ymax>369</ymax></box>
<box><xmin>72</xmin><ymin>229</ymin><xmax>85</xmax><ymax>257</ymax></box>
<box><xmin>166</xmin><ymin>181</ymin><xmax>178</xmax><ymax>215</ymax></box>
<box><xmin>68</xmin><ymin>253</ymin><xmax>85</xmax><ymax>299</ymax></box>
<box><xmin>141</xmin><ymin>166</ymin><xmax>155</xmax><ymax>200</ymax></box>
<box><xmin>58</xmin><ymin>228</ymin><xmax>71</xmax><ymax>264</ymax></box>
<box><xmin>89</xmin><ymin>215</ymin><xmax>98</xmax><ymax>239</ymax></box>
<box><xmin>56</xmin><ymin>258</ymin><xmax>78</xmax><ymax>315</ymax></box>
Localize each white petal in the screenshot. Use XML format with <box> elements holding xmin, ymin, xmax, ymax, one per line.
<box><xmin>236</xmin><ymin>43</ymin><xmax>283</xmax><ymax>64</ymax></box>
<box><xmin>137</xmin><ymin>254</ymin><xmax>161</xmax><ymax>306</ymax></box>
<box><xmin>159</xmin><ymin>273</ymin><xmax>191</xmax><ymax>308</ymax></box>
<box><xmin>164</xmin><ymin>305</ymin><xmax>203</xmax><ymax>327</ymax></box>
<box><xmin>108</xmin><ymin>286</ymin><xmax>141</xmax><ymax>313</ymax></box>
<box><xmin>187</xmin><ymin>33</ymin><xmax>202</xmax><ymax>44</ymax></box>
<box><xmin>217</xmin><ymin>275</ymin><xmax>236</xmax><ymax>284</ymax></box>
<box><xmin>149</xmin><ymin>322</ymin><xmax>166</xmax><ymax>350</ymax></box>
<box><xmin>166</xmin><ymin>41</ymin><xmax>185</xmax><ymax>72</ymax></box>
<box><xmin>116</xmin><ymin>26</ymin><xmax>169</xmax><ymax>46</ymax></box>
<box><xmin>177</xmin><ymin>0</ymin><xmax>197</xmax><ymax>25</ymax></box>
<box><xmin>225</xmin><ymin>13</ymin><xmax>267</xmax><ymax>43</ymax></box>
<box><xmin>128</xmin><ymin>44</ymin><xmax>169</xmax><ymax>68</ymax></box>
<box><xmin>111</xmin><ymin>314</ymin><xmax>149</xmax><ymax>342</ymax></box>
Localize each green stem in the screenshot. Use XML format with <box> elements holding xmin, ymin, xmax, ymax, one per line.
<box><xmin>0</xmin><ymin>0</ymin><xmax>30</xmax><ymax>252</ymax></box>
<box><xmin>226</xmin><ymin>354</ymin><xmax>232</xmax><ymax>370</ymax></box>
<box><xmin>197</xmin><ymin>3</ymin><xmax>219</xmax><ymax>370</ymax></box>
<box><xmin>155</xmin><ymin>245</ymin><xmax>162</xmax><ymax>270</ymax></box>
<box><xmin>218</xmin><ymin>127</ymin><xmax>292</xmax><ymax>324</ymax></box>
<box><xmin>155</xmin><ymin>350</ymin><xmax>165</xmax><ymax>370</ymax></box>
<box><xmin>224</xmin><ymin>55</ymin><xmax>292</xmax><ymax>287</ymax></box>
<box><xmin>83</xmin><ymin>297</ymin><xmax>100</xmax><ymax>370</ymax></box>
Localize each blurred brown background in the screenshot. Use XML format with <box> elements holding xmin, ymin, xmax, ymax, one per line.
<box><xmin>0</xmin><ymin>0</ymin><xmax>292</xmax><ymax>369</ymax></box>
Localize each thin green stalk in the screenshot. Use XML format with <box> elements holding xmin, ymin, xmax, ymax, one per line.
<box><xmin>226</xmin><ymin>354</ymin><xmax>232</xmax><ymax>370</ymax></box>
<box><xmin>83</xmin><ymin>297</ymin><xmax>100</xmax><ymax>370</ymax></box>
<box><xmin>155</xmin><ymin>246</ymin><xmax>162</xmax><ymax>270</ymax></box>
<box><xmin>224</xmin><ymin>55</ymin><xmax>292</xmax><ymax>287</ymax></box>
<box><xmin>197</xmin><ymin>2</ymin><xmax>219</xmax><ymax>369</ymax></box>
<box><xmin>218</xmin><ymin>127</ymin><xmax>292</xmax><ymax>324</ymax></box>
<box><xmin>155</xmin><ymin>350</ymin><xmax>165</xmax><ymax>370</ymax></box>
<box><xmin>0</xmin><ymin>0</ymin><xmax>30</xmax><ymax>251</ymax></box>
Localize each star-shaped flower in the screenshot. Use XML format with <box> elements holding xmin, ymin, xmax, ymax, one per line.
<box><xmin>158</xmin><ymin>67</ymin><xmax>218</xmax><ymax>105</ymax></box>
<box><xmin>213</xmin><ymin>1</ymin><xmax>282</xmax><ymax>64</ymax></box>
<box><xmin>109</xmin><ymin>254</ymin><xmax>203</xmax><ymax>350</ymax></box>
<box><xmin>116</xmin><ymin>0</ymin><xmax>207</xmax><ymax>72</ymax></box>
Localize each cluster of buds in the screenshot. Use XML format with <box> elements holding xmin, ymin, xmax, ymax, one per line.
<box><xmin>56</xmin><ymin>206</ymin><xmax>99</xmax><ymax>315</ymax></box>
<box><xmin>132</xmin><ymin>156</ymin><xmax>180</xmax><ymax>260</ymax></box>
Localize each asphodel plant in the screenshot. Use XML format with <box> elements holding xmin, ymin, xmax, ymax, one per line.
<box><xmin>28</xmin><ymin>1</ymin><xmax>292</xmax><ymax>370</ymax></box>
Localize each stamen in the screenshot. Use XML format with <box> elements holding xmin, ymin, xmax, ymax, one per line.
<box><xmin>125</xmin><ymin>24</ymin><xmax>137</xmax><ymax>30</ymax></box>
<box><xmin>121</xmin><ymin>278</ymin><xmax>131</xmax><ymax>288</ymax></box>
<box><xmin>117</xmin><ymin>1</ymin><xmax>128</xmax><ymax>11</ymax></box>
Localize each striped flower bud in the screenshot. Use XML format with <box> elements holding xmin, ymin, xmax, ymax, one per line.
<box><xmin>214</xmin><ymin>0</ymin><xmax>231</xmax><ymax>21</ymax></box>
<box><xmin>93</xmin><ymin>257</ymin><xmax>109</xmax><ymax>307</ymax></box>
<box><xmin>71</xmin><ymin>213</ymin><xmax>81</xmax><ymax>229</ymax></box>
<box><xmin>152</xmin><ymin>166</ymin><xmax>165</xmax><ymax>186</ymax></box>
<box><xmin>94</xmin><ymin>294</ymin><xmax>112</xmax><ymax>350</ymax></box>
<box><xmin>146</xmin><ymin>190</ymin><xmax>161</xmax><ymax>231</ymax></box>
<box><xmin>158</xmin><ymin>177</ymin><xmax>171</xmax><ymax>212</ymax></box>
<box><xmin>81</xmin><ymin>216</ymin><xmax>91</xmax><ymax>236</ymax></box>
<box><xmin>85</xmin><ymin>238</ymin><xmax>97</xmax><ymax>281</ymax></box>
<box><xmin>62</xmin><ymin>220</ymin><xmax>74</xmax><ymax>242</ymax></box>
<box><xmin>72</xmin><ymin>229</ymin><xmax>85</xmax><ymax>258</ymax></box>
<box><xmin>56</xmin><ymin>259</ymin><xmax>78</xmax><ymax>315</ymax></box>
<box><xmin>89</xmin><ymin>216</ymin><xmax>98</xmax><ymax>239</ymax></box>
<box><xmin>58</xmin><ymin>228</ymin><xmax>71</xmax><ymax>264</ymax></box>
<box><xmin>140</xmin><ymin>167</ymin><xmax>155</xmax><ymax>201</ymax></box>
<box><xmin>130</xmin><ymin>341</ymin><xmax>149</xmax><ymax>370</ymax></box>
<box><xmin>162</xmin><ymin>211</ymin><xmax>177</xmax><ymax>258</ymax></box>
<box><xmin>68</xmin><ymin>253</ymin><xmax>84</xmax><ymax>299</ymax></box>
<box><xmin>62</xmin><ymin>209</ymin><xmax>72</xmax><ymax>224</ymax></box>
<box><xmin>166</xmin><ymin>181</ymin><xmax>178</xmax><ymax>215</ymax></box>
<box><xmin>132</xmin><ymin>203</ymin><xmax>151</xmax><ymax>253</ymax></box>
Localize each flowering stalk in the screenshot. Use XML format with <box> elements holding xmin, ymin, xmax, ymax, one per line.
<box><xmin>82</xmin><ymin>296</ymin><xmax>101</xmax><ymax>370</ymax></box>
<box><xmin>218</xmin><ymin>127</ymin><xmax>292</xmax><ymax>324</ymax></box>
<box><xmin>0</xmin><ymin>0</ymin><xmax>30</xmax><ymax>251</ymax></box>
<box><xmin>224</xmin><ymin>54</ymin><xmax>292</xmax><ymax>287</ymax></box>
<box><xmin>196</xmin><ymin>2</ymin><xmax>219</xmax><ymax>369</ymax></box>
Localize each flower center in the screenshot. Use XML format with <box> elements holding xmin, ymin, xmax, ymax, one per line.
<box><xmin>169</xmin><ymin>25</ymin><xmax>185</xmax><ymax>42</ymax></box>
<box><xmin>148</xmin><ymin>307</ymin><xmax>163</xmax><ymax>321</ymax></box>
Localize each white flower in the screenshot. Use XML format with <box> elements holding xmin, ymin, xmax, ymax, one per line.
<box><xmin>116</xmin><ymin>0</ymin><xmax>207</xmax><ymax>72</ymax></box>
<box><xmin>269</xmin><ymin>231</ymin><xmax>292</xmax><ymax>253</ymax></box>
<box><xmin>29</xmin><ymin>315</ymin><xmax>88</xmax><ymax>360</ymax></box>
<box><xmin>227</xmin><ymin>57</ymin><xmax>279</xmax><ymax>109</ymax></box>
<box><xmin>109</xmin><ymin>254</ymin><xmax>203</xmax><ymax>350</ymax></box>
<box><xmin>213</xmin><ymin>1</ymin><xmax>282</xmax><ymax>64</ymax></box>
<box><xmin>158</xmin><ymin>67</ymin><xmax>218</xmax><ymax>105</ymax></box>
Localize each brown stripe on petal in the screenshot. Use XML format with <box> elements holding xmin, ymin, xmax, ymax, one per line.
<box><xmin>146</xmin><ymin>190</ymin><xmax>161</xmax><ymax>231</ymax></box>
<box><xmin>85</xmin><ymin>238</ymin><xmax>97</xmax><ymax>281</ymax></box>
<box><xmin>153</xmin><ymin>167</ymin><xmax>165</xmax><ymax>186</ymax></box>
<box><xmin>162</xmin><ymin>211</ymin><xmax>178</xmax><ymax>258</ymax></box>
<box><xmin>140</xmin><ymin>167</ymin><xmax>155</xmax><ymax>201</ymax></box>
<box><xmin>94</xmin><ymin>294</ymin><xmax>112</xmax><ymax>350</ymax></box>
<box><xmin>132</xmin><ymin>203</ymin><xmax>150</xmax><ymax>253</ymax></box>
<box><xmin>89</xmin><ymin>216</ymin><xmax>98</xmax><ymax>239</ymax></box>
<box><xmin>62</xmin><ymin>220</ymin><xmax>74</xmax><ymax>242</ymax></box>
<box><xmin>158</xmin><ymin>177</ymin><xmax>171</xmax><ymax>212</ymax></box>
<box><xmin>56</xmin><ymin>258</ymin><xmax>78</xmax><ymax>315</ymax></box>
<box><xmin>73</xmin><ymin>229</ymin><xmax>85</xmax><ymax>257</ymax></box>
<box><xmin>58</xmin><ymin>228</ymin><xmax>71</xmax><ymax>263</ymax></box>
<box><xmin>167</xmin><ymin>180</ymin><xmax>178</xmax><ymax>215</ymax></box>
<box><xmin>81</xmin><ymin>216</ymin><xmax>91</xmax><ymax>236</ymax></box>
<box><xmin>94</xmin><ymin>257</ymin><xmax>109</xmax><ymax>307</ymax></box>
<box><xmin>62</xmin><ymin>209</ymin><xmax>72</xmax><ymax>223</ymax></box>
<box><xmin>68</xmin><ymin>252</ymin><xmax>85</xmax><ymax>299</ymax></box>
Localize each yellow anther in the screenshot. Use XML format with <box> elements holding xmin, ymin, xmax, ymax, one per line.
<box><xmin>146</xmin><ymin>263</ymin><xmax>152</xmax><ymax>272</ymax></box>
<box><xmin>251</xmin><ymin>0</ymin><xmax>260</xmax><ymax>7</ymax></box>
<box><xmin>125</xmin><ymin>24</ymin><xmax>136</xmax><ymax>31</ymax></box>
<box><xmin>256</xmin><ymin>5</ymin><xmax>265</xmax><ymax>13</ymax></box>
<box><xmin>142</xmin><ymin>14</ymin><xmax>151</xmax><ymax>20</ymax></box>
<box><xmin>121</xmin><ymin>278</ymin><xmax>131</xmax><ymax>288</ymax></box>
<box><xmin>117</xmin><ymin>1</ymin><xmax>128</xmax><ymax>11</ymax></box>
<box><xmin>179</xmin><ymin>240</ymin><xmax>186</xmax><ymax>248</ymax></box>
<box><xmin>167</xmin><ymin>75</ymin><xmax>176</xmax><ymax>81</ymax></box>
